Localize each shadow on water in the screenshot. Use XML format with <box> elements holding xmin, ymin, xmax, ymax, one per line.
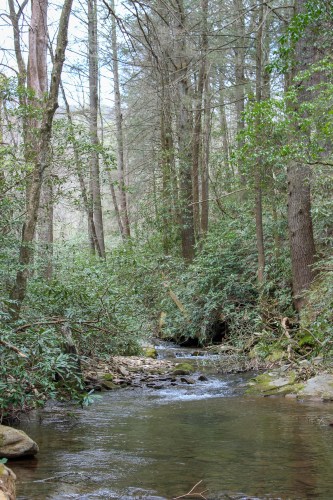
<box><xmin>10</xmin><ymin>369</ymin><xmax>333</xmax><ymax>500</ymax></box>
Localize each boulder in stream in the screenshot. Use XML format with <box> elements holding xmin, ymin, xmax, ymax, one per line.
<box><xmin>299</xmin><ymin>374</ymin><xmax>333</xmax><ymax>401</ymax></box>
<box><xmin>247</xmin><ymin>371</ymin><xmax>333</xmax><ymax>401</ymax></box>
<box><xmin>0</xmin><ymin>464</ymin><xmax>16</xmax><ymax>500</ymax></box>
<box><xmin>0</xmin><ymin>425</ymin><xmax>38</xmax><ymax>459</ymax></box>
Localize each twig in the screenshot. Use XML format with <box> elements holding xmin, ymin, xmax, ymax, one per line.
<box><xmin>16</xmin><ymin>318</ymin><xmax>99</xmax><ymax>332</ymax></box>
<box><xmin>173</xmin><ymin>480</ymin><xmax>209</xmax><ymax>500</ymax></box>
<box><xmin>0</xmin><ymin>338</ymin><xmax>28</xmax><ymax>358</ymax></box>
<box><xmin>190</xmin><ymin>188</ymin><xmax>248</xmax><ymax>206</ymax></box>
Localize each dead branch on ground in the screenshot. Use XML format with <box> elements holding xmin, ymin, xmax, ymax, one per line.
<box><xmin>173</xmin><ymin>480</ymin><xmax>209</xmax><ymax>500</ymax></box>
<box><xmin>0</xmin><ymin>338</ymin><xmax>28</xmax><ymax>358</ymax></box>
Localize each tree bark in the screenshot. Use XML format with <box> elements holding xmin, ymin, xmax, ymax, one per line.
<box><xmin>287</xmin><ymin>163</ymin><xmax>317</xmax><ymax>311</ymax></box>
<box><xmin>192</xmin><ymin>0</ymin><xmax>209</xmax><ymax>236</ymax></box>
<box><xmin>286</xmin><ymin>0</ymin><xmax>319</xmax><ymax>311</ymax></box>
<box><xmin>110</xmin><ymin>0</ymin><xmax>131</xmax><ymax>239</ymax></box>
<box><xmin>174</xmin><ymin>0</ymin><xmax>195</xmax><ymax>262</ymax></box>
<box><xmin>10</xmin><ymin>0</ymin><xmax>74</xmax><ymax>319</ymax></box>
<box><xmin>59</xmin><ymin>82</ymin><xmax>103</xmax><ymax>257</ymax></box>
<box><xmin>254</xmin><ymin>0</ymin><xmax>265</xmax><ymax>285</ymax></box>
<box><xmin>88</xmin><ymin>0</ymin><xmax>106</xmax><ymax>257</ymax></box>
<box><xmin>201</xmin><ymin>69</ymin><xmax>211</xmax><ymax>235</ymax></box>
<box><xmin>233</xmin><ymin>0</ymin><xmax>246</xmax><ymax>187</ymax></box>
<box><xmin>38</xmin><ymin>172</ymin><xmax>53</xmax><ymax>279</ymax></box>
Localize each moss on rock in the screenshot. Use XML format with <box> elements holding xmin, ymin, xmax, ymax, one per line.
<box><xmin>143</xmin><ymin>347</ymin><xmax>157</xmax><ymax>359</ymax></box>
<box><xmin>246</xmin><ymin>371</ymin><xmax>304</xmax><ymax>397</ymax></box>
<box><xmin>173</xmin><ymin>363</ymin><xmax>195</xmax><ymax>375</ymax></box>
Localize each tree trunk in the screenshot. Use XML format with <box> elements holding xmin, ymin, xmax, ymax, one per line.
<box><xmin>88</xmin><ymin>0</ymin><xmax>106</xmax><ymax>257</ymax></box>
<box><xmin>218</xmin><ymin>74</ymin><xmax>232</xmax><ymax>178</ymax></box>
<box><xmin>174</xmin><ymin>0</ymin><xmax>195</xmax><ymax>262</ymax></box>
<box><xmin>60</xmin><ymin>82</ymin><xmax>103</xmax><ymax>257</ymax></box>
<box><xmin>192</xmin><ymin>0</ymin><xmax>209</xmax><ymax>236</ymax></box>
<box><xmin>254</xmin><ymin>0</ymin><xmax>265</xmax><ymax>285</ymax></box>
<box><xmin>201</xmin><ymin>69</ymin><xmax>211</xmax><ymax>235</ymax></box>
<box><xmin>38</xmin><ymin>173</ymin><xmax>53</xmax><ymax>279</ymax></box>
<box><xmin>233</xmin><ymin>0</ymin><xmax>246</xmax><ymax>187</ymax></box>
<box><xmin>286</xmin><ymin>0</ymin><xmax>319</xmax><ymax>310</ymax></box>
<box><xmin>287</xmin><ymin>163</ymin><xmax>317</xmax><ymax>311</ymax></box>
<box><xmin>110</xmin><ymin>0</ymin><xmax>131</xmax><ymax>239</ymax></box>
<box><xmin>10</xmin><ymin>0</ymin><xmax>74</xmax><ymax>319</ymax></box>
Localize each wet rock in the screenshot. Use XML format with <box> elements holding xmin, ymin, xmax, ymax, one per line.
<box><xmin>101</xmin><ymin>381</ymin><xmax>120</xmax><ymax>390</ymax></box>
<box><xmin>118</xmin><ymin>366</ymin><xmax>129</xmax><ymax>377</ymax></box>
<box><xmin>172</xmin><ymin>363</ymin><xmax>195</xmax><ymax>376</ymax></box>
<box><xmin>147</xmin><ymin>383</ymin><xmax>164</xmax><ymax>389</ymax></box>
<box><xmin>198</xmin><ymin>375</ymin><xmax>208</xmax><ymax>381</ymax></box>
<box><xmin>143</xmin><ymin>347</ymin><xmax>157</xmax><ymax>359</ymax></box>
<box><xmin>180</xmin><ymin>377</ymin><xmax>195</xmax><ymax>385</ymax></box>
<box><xmin>246</xmin><ymin>371</ymin><xmax>304</xmax><ymax>397</ymax></box>
<box><xmin>0</xmin><ymin>425</ymin><xmax>39</xmax><ymax>458</ymax></box>
<box><xmin>299</xmin><ymin>374</ymin><xmax>333</xmax><ymax>400</ymax></box>
<box><xmin>246</xmin><ymin>371</ymin><xmax>333</xmax><ymax>401</ymax></box>
<box><xmin>85</xmin><ymin>384</ymin><xmax>102</xmax><ymax>392</ymax></box>
<box><xmin>0</xmin><ymin>464</ymin><xmax>16</xmax><ymax>500</ymax></box>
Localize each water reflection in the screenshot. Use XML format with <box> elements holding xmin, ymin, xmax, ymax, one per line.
<box><xmin>10</xmin><ymin>376</ymin><xmax>333</xmax><ymax>499</ymax></box>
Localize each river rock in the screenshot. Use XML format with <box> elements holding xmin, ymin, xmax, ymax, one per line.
<box><xmin>143</xmin><ymin>347</ymin><xmax>157</xmax><ymax>359</ymax></box>
<box><xmin>180</xmin><ymin>376</ymin><xmax>195</xmax><ymax>384</ymax></box>
<box><xmin>0</xmin><ymin>464</ymin><xmax>16</xmax><ymax>500</ymax></box>
<box><xmin>299</xmin><ymin>374</ymin><xmax>333</xmax><ymax>400</ymax></box>
<box><xmin>246</xmin><ymin>371</ymin><xmax>304</xmax><ymax>397</ymax></box>
<box><xmin>117</xmin><ymin>366</ymin><xmax>129</xmax><ymax>377</ymax></box>
<box><xmin>0</xmin><ymin>425</ymin><xmax>38</xmax><ymax>458</ymax></box>
<box><xmin>246</xmin><ymin>371</ymin><xmax>333</xmax><ymax>401</ymax></box>
<box><xmin>100</xmin><ymin>380</ymin><xmax>119</xmax><ymax>390</ymax></box>
<box><xmin>173</xmin><ymin>363</ymin><xmax>195</xmax><ymax>376</ymax></box>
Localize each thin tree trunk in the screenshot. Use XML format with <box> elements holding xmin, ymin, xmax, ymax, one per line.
<box><xmin>218</xmin><ymin>76</ymin><xmax>232</xmax><ymax>177</ymax></box>
<box><xmin>39</xmin><ymin>172</ymin><xmax>53</xmax><ymax>279</ymax></box>
<box><xmin>88</xmin><ymin>0</ymin><xmax>106</xmax><ymax>257</ymax></box>
<box><xmin>255</xmin><ymin>1</ymin><xmax>265</xmax><ymax>285</ymax></box>
<box><xmin>201</xmin><ymin>69</ymin><xmax>211</xmax><ymax>235</ymax></box>
<box><xmin>59</xmin><ymin>82</ymin><xmax>103</xmax><ymax>257</ymax></box>
<box><xmin>160</xmin><ymin>87</ymin><xmax>172</xmax><ymax>254</ymax></box>
<box><xmin>110</xmin><ymin>0</ymin><xmax>131</xmax><ymax>238</ymax></box>
<box><xmin>192</xmin><ymin>0</ymin><xmax>209</xmax><ymax>236</ymax></box>
<box><xmin>234</xmin><ymin>0</ymin><xmax>246</xmax><ymax>187</ymax></box>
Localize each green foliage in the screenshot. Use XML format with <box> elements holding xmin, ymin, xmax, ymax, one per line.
<box><xmin>0</xmin><ymin>327</ymin><xmax>83</xmax><ymax>421</ymax></box>
<box><xmin>158</xmin><ymin>209</ymin><xmax>293</xmax><ymax>347</ymax></box>
<box><xmin>300</xmin><ymin>256</ymin><xmax>333</xmax><ymax>355</ymax></box>
<box><xmin>271</xmin><ymin>0</ymin><xmax>333</xmax><ymax>74</ymax></box>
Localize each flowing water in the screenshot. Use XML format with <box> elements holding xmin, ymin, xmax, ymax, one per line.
<box><xmin>10</xmin><ymin>349</ymin><xmax>333</xmax><ymax>500</ymax></box>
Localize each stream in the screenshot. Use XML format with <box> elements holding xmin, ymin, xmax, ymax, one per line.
<box><xmin>10</xmin><ymin>344</ymin><xmax>333</xmax><ymax>499</ymax></box>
